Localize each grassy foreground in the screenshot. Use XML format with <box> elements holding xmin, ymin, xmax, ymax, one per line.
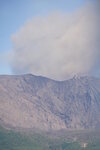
<box><xmin>0</xmin><ymin>126</ymin><xmax>100</xmax><ymax>150</ymax></box>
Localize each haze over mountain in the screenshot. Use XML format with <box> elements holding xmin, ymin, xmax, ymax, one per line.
<box><xmin>0</xmin><ymin>74</ymin><xmax>100</xmax><ymax>131</ymax></box>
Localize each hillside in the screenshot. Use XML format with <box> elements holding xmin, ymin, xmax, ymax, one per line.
<box><xmin>0</xmin><ymin>74</ymin><xmax>100</xmax><ymax>130</ymax></box>
<box><xmin>0</xmin><ymin>125</ymin><xmax>100</xmax><ymax>150</ymax></box>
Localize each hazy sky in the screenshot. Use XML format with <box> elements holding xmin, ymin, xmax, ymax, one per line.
<box><xmin>0</xmin><ymin>0</ymin><xmax>100</xmax><ymax>80</ymax></box>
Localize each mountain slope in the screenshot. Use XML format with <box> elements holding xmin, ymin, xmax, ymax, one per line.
<box><xmin>0</xmin><ymin>74</ymin><xmax>100</xmax><ymax>130</ymax></box>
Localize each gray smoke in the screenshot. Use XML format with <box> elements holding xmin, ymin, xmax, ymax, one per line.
<box><xmin>10</xmin><ymin>1</ymin><xmax>100</xmax><ymax>80</ymax></box>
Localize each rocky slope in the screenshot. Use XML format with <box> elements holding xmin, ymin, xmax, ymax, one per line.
<box><xmin>0</xmin><ymin>74</ymin><xmax>100</xmax><ymax>130</ymax></box>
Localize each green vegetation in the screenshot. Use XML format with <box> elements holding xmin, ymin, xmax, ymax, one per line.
<box><xmin>0</xmin><ymin>126</ymin><xmax>100</xmax><ymax>150</ymax></box>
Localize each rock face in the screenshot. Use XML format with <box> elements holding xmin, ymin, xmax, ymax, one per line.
<box><xmin>0</xmin><ymin>74</ymin><xmax>100</xmax><ymax>130</ymax></box>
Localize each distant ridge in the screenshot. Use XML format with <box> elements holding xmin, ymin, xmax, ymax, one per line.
<box><xmin>0</xmin><ymin>74</ymin><xmax>100</xmax><ymax>130</ymax></box>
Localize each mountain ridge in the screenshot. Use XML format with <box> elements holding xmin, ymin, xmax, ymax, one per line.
<box><xmin>0</xmin><ymin>74</ymin><xmax>100</xmax><ymax>131</ymax></box>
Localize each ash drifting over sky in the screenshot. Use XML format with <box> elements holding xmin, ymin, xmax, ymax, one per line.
<box><xmin>10</xmin><ymin>0</ymin><xmax>100</xmax><ymax>80</ymax></box>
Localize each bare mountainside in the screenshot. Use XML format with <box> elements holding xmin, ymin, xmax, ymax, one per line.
<box><xmin>0</xmin><ymin>74</ymin><xmax>100</xmax><ymax>130</ymax></box>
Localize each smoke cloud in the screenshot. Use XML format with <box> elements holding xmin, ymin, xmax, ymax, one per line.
<box><xmin>10</xmin><ymin>1</ymin><xmax>100</xmax><ymax>80</ymax></box>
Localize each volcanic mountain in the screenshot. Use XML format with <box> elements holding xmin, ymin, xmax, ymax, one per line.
<box><xmin>0</xmin><ymin>74</ymin><xmax>100</xmax><ymax>130</ymax></box>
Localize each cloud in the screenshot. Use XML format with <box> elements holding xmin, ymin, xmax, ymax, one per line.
<box><xmin>10</xmin><ymin>1</ymin><xmax>100</xmax><ymax>80</ymax></box>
